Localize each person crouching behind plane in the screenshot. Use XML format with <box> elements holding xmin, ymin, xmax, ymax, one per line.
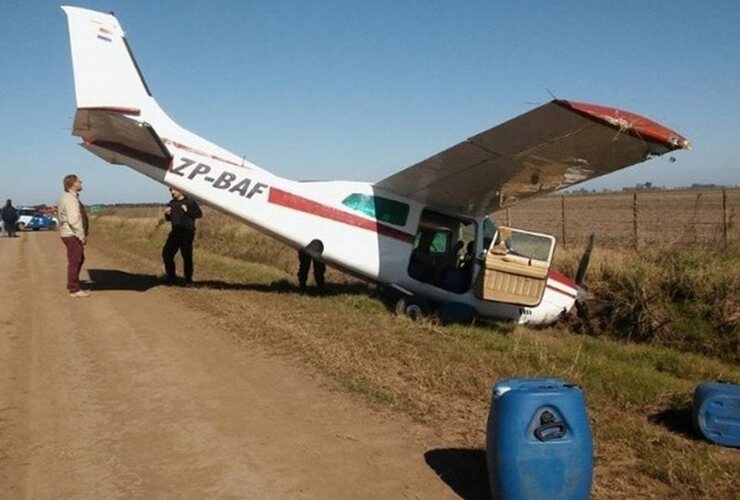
<box><xmin>1</xmin><ymin>199</ymin><xmax>19</xmax><ymax>237</ymax></box>
<box><xmin>297</xmin><ymin>239</ymin><xmax>326</xmax><ymax>294</ymax></box>
<box><xmin>58</xmin><ymin>175</ymin><xmax>90</xmax><ymax>298</ymax></box>
<box><xmin>162</xmin><ymin>187</ymin><xmax>202</xmax><ymax>286</ymax></box>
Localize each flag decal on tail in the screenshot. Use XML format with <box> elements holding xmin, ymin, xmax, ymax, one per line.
<box><xmin>97</xmin><ymin>27</ymin><xmax>112</xmax><ymax>42</ymax></box>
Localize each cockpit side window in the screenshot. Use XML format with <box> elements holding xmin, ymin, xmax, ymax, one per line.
<box><xmin>342</xmin><ymin>193</ymin><xmax>409</xmax><ymax>226</ymax></box>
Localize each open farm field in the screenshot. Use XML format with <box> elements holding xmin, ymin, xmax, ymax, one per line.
<box><xmin>87</xmin><ymin>207</ymin><xmax>739</xmax><ymax>499</ymax></box>
<box><xmin>491</xmin><ymin>189</ymin><xmax>739</xmax><ymax>249</ymax></box>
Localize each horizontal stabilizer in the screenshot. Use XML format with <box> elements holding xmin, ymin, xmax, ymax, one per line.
<box><xmin>73</xmin><ymin>108</ymin><xmax>171</xmax><ymax>169</ymax></box>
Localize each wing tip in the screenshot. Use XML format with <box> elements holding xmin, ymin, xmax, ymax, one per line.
<box><xmin>558</xmin><ymin>99</ymin><xmax>691</xmax><ymax>151</ymax></box>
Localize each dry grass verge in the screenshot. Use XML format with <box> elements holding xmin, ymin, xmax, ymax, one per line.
<box><xmin>556</xmin><ymin>246</ymin><xmax>739</xmax><ymax>362</ymax></box>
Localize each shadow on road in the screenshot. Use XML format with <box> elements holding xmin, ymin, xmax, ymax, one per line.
<box><xmin>85</xmin><ymin>269</ymin><xmax>372</xmax><ymax>297</ymax></box>
<box><xmin>424</xmin><ymin>448</ymin><xmax>491</xmax><ymax>500</ymax></box>
<box><xmin>86</xmin><ymin>269</ymin><xmax>161</xmax><ymax>292</ymax></box>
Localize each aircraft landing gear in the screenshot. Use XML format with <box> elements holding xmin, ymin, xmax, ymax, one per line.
<box><xmin>395</xmin><ymin>296</ymin><xmax>428</xmax><ymax>321</ymax></box>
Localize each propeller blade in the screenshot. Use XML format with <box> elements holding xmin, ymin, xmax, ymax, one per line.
<box><xmin>575</xmin><ymin>234</ymin><xmax>595</xmax><ymax>287</ymax></box>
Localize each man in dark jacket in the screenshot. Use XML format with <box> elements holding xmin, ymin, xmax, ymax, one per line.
<box><xmin>162</xmin><ymin>188</ymin><xmax>202</xmax><ymax>285</ymax></box>
<box><xmin>1</xmin><ymin>200</ymin><xmax>18</xmax><ymax>237</ymax></box>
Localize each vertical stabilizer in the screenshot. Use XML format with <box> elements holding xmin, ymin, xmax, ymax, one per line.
<box><xmin>62</xmin><ymin>6</ymin><xmax>151</xmax><ymax>114</ymax></box>
<box><xmin>62</xmin><ymin>6</ymin><xmax>260</xmax><ymax>173</ymax></box>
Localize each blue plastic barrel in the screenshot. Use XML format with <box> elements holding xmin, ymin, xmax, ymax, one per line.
<box><xmin>693</xmin><ymin>381</ymin><xmax>740</xmax><ymax>448</ymax></box>
<box><xmin>486</xmin><ymin>378</ymin><xmax>593</xmax><ymax>500</ymax></box>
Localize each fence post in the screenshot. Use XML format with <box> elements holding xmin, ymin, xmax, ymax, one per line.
<box><xmin>722</xmin><ymin>189</ymin><xmax>728</xmax><ymax>249</ymax></box>
<box><xmin>633</xmin><ymin>191</ymin><xmax>639</xmax><ymax>250</ymax></box>
<box><xmin>560</xmin><ymin>195</ymin><xmax>567</xmax><ymax>248</ymax></box>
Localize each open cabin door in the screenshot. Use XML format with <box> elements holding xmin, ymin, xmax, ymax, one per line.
<box><xmin>475</xmin><ymin>227</ymin><xmax>556</xmax><ymax>307</ymax></box>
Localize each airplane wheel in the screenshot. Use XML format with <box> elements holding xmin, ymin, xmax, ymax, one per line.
<box><xmin>395</xmin><ymin>297</ymin><xmax>426</xmax><ymax>321</ymax></box>
<box><xmin>17</xmin><ymin>223</ymin><xmax>25</xmax><ymax>231</ymax></box>
<box><xmin>405</xmin><ymin>303</ymin><xmax>424</xmax><ymax>321</ymax></box>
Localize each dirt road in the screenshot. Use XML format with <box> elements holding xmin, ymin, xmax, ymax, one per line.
<box><xmin>0</xmin><ymin>232</ymin><xmax>459</xmax><ymax>499</ymax></box>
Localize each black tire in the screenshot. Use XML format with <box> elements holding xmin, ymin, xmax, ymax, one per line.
<box><xmin>405</xmin><ymin>302</ymin><xmax>424</xmax><ymax>321</ymax></box>
<box><xmin>395</xmin><ymin>297</ymin><xmax>427</xmax><ymax>321</ymax></box>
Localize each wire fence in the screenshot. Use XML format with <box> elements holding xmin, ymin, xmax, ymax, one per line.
<box><xmin>491</xmin><ymin>189</ymin><xmax>739</xmax><ymax>249</ymax></box>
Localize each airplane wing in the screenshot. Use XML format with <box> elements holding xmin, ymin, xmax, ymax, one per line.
<box><xmin>374</xmin><ymin>100</ymin><xmax>689</xmax><ymax>215</ymax></box>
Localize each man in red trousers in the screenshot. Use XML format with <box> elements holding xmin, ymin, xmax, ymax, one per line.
<box><xmin>57</xmin><ymin>174</ymin><xmax>90</xmax><ymax>298</ymax></box>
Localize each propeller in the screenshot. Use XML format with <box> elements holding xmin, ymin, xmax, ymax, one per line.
<box><xmin>575</xmin><ymin>233</ymin><xmax>595</xmax><ymax>288</ymax></box>
<box><xmin>573</xmin><ymin>234</ymin><xmax>595</xmax><ymax>334</ymax></box>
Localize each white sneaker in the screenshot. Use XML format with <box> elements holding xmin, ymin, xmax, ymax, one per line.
<box><xmin>69</xmin><ymin>290</ymin><xmax>91</xmax><ymax>298</ymax></box>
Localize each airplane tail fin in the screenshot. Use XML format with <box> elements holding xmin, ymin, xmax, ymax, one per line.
<box><xmin>62</xmin><ymin>6</ymin><xmax>251</xmax><ymax>173</ymax></box>
<box><xmin>62</xmin><ymin>6</ymin><xmax>155</xmax><ymax>117</ymax></box>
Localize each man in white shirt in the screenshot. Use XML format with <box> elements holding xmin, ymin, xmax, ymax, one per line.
<box><xmin>57</xmin><ymin>174</ymin><xmax>90</xmax><ymax>298</ymax></box>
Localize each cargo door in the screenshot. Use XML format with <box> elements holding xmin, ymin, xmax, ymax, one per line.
<box><xmin>476</xmin><ymin>227</ymin><xmax>556</xmax><ymax>307</ymax></box>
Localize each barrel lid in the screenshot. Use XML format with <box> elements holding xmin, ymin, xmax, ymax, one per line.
<box><xmin>493</xmin><ymin>377</ymin><xmax>572</xmax><ymax>397</ymax></box>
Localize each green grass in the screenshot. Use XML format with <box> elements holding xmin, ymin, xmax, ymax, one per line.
<box><xmin>89</xmin><ymin>211</ymin><xmax>740</xmax><ymax>499</ymax></box>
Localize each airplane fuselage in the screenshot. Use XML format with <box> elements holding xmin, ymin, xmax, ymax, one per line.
<box><xmin>118</xmin><ymin>142</ymin><xmax>576</xmax><ymax>326</ymax></box>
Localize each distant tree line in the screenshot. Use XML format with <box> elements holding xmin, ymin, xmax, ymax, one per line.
<box><xmin>98</xmin><ymin>202</ymin><xmax>161</xmax><ymax>207</ymax></box>
<box><xmin>564</xmin><ymin>183</ymin><xmax>738</xmax><ymax>196</ymax></box>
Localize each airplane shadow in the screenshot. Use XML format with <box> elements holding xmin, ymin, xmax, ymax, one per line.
<box><xmin>424</xmin><ymin>448</ymin><xmax>491</xmax><ymax>500</ymax></box>
<box><xmin>192</xmin><ymin>278</ymin><xmax>373</xmax><ymax>297</ymax></box>
<box><xmin>85</xmin><ymin>268</ymin><xmax>372</xmax><ymax>297</ymax></box>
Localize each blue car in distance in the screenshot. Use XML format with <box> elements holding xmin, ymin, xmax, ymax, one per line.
<box><xmin>16</xmin><ymin>207</ymin><xmax>57</xmax><ymax>231</ymax></box>
<box><xmin>26</xmin><ymin>213</ymin><xmax>57</xmax><ymax>231</ymax></box>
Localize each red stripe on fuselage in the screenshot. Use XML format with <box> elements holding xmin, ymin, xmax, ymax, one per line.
<box><xmin>548</xmin><ymin>269</ymin><xmax>576</xmax><ymax>288</ymax></box>
<box><xmin>546</xmin><ymin>284</ymin><xmax>577</xmax><ymax>300</ymax></box>
<box><xmin>546</xmin><ymin>270</ymin><xmax>578</xmax><ymax>299</ymax></box>
<box><xmin>163</xmin><ymin>139</ymin><xmax>243</xmax><ymax>168</ymax></box>
<box><xmin>268</xmin><ymin>188</ymin><xmax>415</xmax><ymax>243</ymax></box>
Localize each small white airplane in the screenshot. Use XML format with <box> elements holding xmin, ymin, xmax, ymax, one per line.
<box><xmin>62</xmin><ymin>6</ymin><xmax>689</xmax><ymax>325</ymax></box>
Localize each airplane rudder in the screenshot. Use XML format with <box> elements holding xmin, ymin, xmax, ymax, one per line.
<box><xmin>62</xmin><ymin>6</ymin><xmax>152</xmax><ymax>112</ymax></box>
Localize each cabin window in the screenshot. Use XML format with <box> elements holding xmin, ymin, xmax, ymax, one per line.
<box><xmin>413</xmin><ymin>230</ymin><xmax>451</xmax><ymax>255</ymax></box>
<box><xmin>498</xmin><ymin>230</ymin><xmax>554</xmax><ymax>262</ymax></box>
<box><xmin>341</xmin><ymin>193</ymin><xmax>409</xmax><ymax>226</ymax></box>
<box><xmin>430</xmin><ymin>232</ymin><xmax>449</xmax><ymax>254</ymax></box>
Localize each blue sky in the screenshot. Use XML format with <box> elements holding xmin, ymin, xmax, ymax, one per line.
<box><xmin>1</xmin><ymin>1</ymin><xmax>738</xmax><ymax>205</ymax></box>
